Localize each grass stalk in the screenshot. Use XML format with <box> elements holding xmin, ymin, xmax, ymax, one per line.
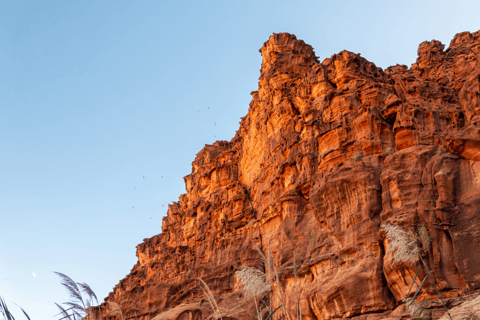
<box><xmin>252</xmin><ymin>241</ymin><xmax>296</xmax><ymax>320</ymax></box>
<box><xmin>418</xmin><ymin>255</ymin><xmax>453</xmax><ymax>320</ymax></box>
<box><xmin>293</xmin><ymin>250</ymin><xmax>302</xmax><ymax>320</ymax></box>
<box><xmin>197</xmin><ymin>278</ymin><xmax>222</xmax><ymax>320</ymax></box>
<box><xmin>1</xmin><ymin>296</ymin><xmax>16</xmax><ymax>320</ymax></box>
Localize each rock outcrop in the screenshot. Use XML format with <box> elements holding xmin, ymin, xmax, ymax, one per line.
<box><xmin>92</xmin><ymin>30</ymin><xmax>480</xmax><ymax>320</ymax></box>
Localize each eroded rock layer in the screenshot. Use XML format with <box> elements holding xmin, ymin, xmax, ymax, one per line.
<box><xmin>96</xmin><ymin>31</ymin><xmax>480</xmax><ymax>320</ymax></box>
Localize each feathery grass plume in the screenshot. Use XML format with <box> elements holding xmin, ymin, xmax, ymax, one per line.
<box><xmin>77</xmin><ymin>282</ymin><xmax>99</xmax><ymax>306</ymax></box>
<box><xmin>383</xmin><ymin>223</ymin><xmax>419</xmax><ymax>265</ymax></box>
<box><xmin>197</xmin><ymin>278</ymin><xmax>222</xmax><ymax>320</ymax></box>
<box><xmin>54</xmin><ymin>272</ymin><xmax>85</xmax><ymax>311</ymax></box>
<box><xmin>63</xmin><ymin>302</ymin><xmax>84</xmax><ymax>317</ymax></box>
<box><xmin>236</xmin><ymin>266</ymin><xmax>271</xmax><ymax>298</ymax></box>
<box><xmin>255</xmin><ymin>246</ymin><xmax>272</xmax><ymax>280</ymax></box>
<box><xmin>236</xmin><ymin>266</ymin><xmax>272</xmax><ymax>320</ymax></box>
<box><xmin>55</xmin><ymin>302</ymin><xmax>74</xmax><ymax>320</ymax></box>
<box><xmin>0</xmin><ymin>296</ymin><xmax>32</xmax><ymax>320</ymax></box>
<box><xmin>52</xmin><ymin>306</ymin><xmax>77</xmax><ymax>320</ymax></box>
<box><xmin>53</xmin><ymin>272</ymin><xmax>101</xmax><ymax>320</ymax></box>
<box><xmin>255</xmin><ymin>242</ymin><xmax>294</xmax><ymax>320</ymax></box>
<box><xmin>106</xmin><ymin>302</ymin><xmax>124</xmax><ymax>320</ymax></box>
<box><xmin>1</xmin><ymin>296</ymin><xmax>16</xmax><ymax>320</ymax></box>
<box><xmin>417</xmin><ymin>224</ymin><xmax>432</xmax><ymax>251</ymax></box>
<box><xmin>16</xmin><ymin>306</ymin><xmax>31</xmax><ymax>320</ymax></box>
<box><xmin>384</xmin><ymin>224</ymin><xmax>454</xmax><ymax>320</ymax></box>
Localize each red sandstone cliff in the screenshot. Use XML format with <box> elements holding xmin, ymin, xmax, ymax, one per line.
<box><xmin>92</xmin><ymin>31</ymin><xmax>480</xmax><ymax>320</ymax></box>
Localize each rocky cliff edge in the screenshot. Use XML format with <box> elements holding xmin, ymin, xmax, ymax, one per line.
<box><xmin>90</xmin><ymin>30</ymin><xmax>480</xmax><ymax>320</ymax></box>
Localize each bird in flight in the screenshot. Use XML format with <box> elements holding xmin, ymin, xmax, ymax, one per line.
<box><xmin>143</xmin><ymin>176</ymin><xmax>145</xmax><ymax>178</ymax></box>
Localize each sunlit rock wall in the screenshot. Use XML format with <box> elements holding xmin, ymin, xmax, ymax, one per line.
<box><xmin>90</xmin><ymin>30</ymin><xmax>480</xmax><ymax>320</ymax></box>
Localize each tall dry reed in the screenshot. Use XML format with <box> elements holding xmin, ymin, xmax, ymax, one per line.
<box><xmin>197</xmin><ymin>278</ymin><xmax>222</xmax><ymax>320</ymax></box>
<box><xmin>383</xmin><ymin>223</ymin><xmax>452</xmax><ymax>320</ymax></box>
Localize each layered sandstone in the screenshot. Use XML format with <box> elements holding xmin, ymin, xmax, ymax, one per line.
<box><xmin>92</xmin><ymin>31</ymin><xmax>480</xmax><ymax>320</ymax></box>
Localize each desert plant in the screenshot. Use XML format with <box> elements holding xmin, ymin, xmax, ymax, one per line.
<box><xmin>235</xmin><ymin>266</ymin><xmax>272</xmax><ymax>319</ymax></box>
<box><xmin>53</xmin><ymin>272</ymin><xmax>111</xmax><ymax>320</ymax></box>
<box><xmin>236</xmin><ymin>241</ymin><xmax>296</xmax><ymax>320</ymax></box>
<box><xmin>236</xmin><ymin>266</ymin><xmax>271</xmax><ymax>298</ymax></box>
<box><xmin>55</xmin><ymin>303</ymin><xmax>76</xmax><ymax>320</ymax></box>
<box><xmin>383</xmin><ymin>224</ymin><xmax>452</xmax><ymax>320</ymax></box>
<box><xmin>352</xmin><ymin>152</ymin><xmax>363</xmax><ymax>161</ymax></box>
<box><xmin>383</xmin><ymin>223</ymin><xmax>420</xmax><ymax>265</ymax></box>
<box><xmin>253</xmin><ymin>243</ymin><xmax>295</xmax><ymax>320</ymax></box>
<box><xmin>0</xmin><ymin>296</ymin><xmax>31</xmax><ymax>320</ymax></box>
<box><xmin>417</xmin><ymin>225</ymin><xmax>432</xmax><ymax>251</ymax></box>
<box><xmin>0</xmin><ymin>273</ymin><xmax>118</xmax><ymax>320</ymax></box>
<box><xmin>55</xmin><ymin>273</ymin><xmax>126</xmax><ymax>320</ymax></box>
<box><xmin>197</xmin><ymin>278</ymin><xmax>222</xmax><ymax>320</ymax></box>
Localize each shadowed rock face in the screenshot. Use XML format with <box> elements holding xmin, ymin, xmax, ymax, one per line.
<box><xmin>91</xmin><ymin>31</ymin><xmax>480</xmax><ymax>320</ymax></box>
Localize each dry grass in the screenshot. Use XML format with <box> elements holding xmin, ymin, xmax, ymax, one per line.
<box><xmin>52</xmin><ymin>272</ymin><xmax>125</xmax><ymax>320</ymax></box>
<box><xmin>53</xmin><ymin>272</ymin><xmax>103</xmax><ymax>319</ymax></box>
<box><xmin>255</xmin><ymin>246</ymin><xmax>284</xmax><ymax>318</ymax></box>
<box><xmin>235</xmin><ymin>266</ymin><xmax>272</xmax><ymax>319</ymax></box>
<box><xmin>235</xmin><ymin>242</ymin><xmax>295</xmax><ymax>320</ymax></box>
<box><xmin>383</xmin><ymin>223</ymin><xmax>420</xmax><ymax>265</ymax></box>
<box><xmin>1</xmin><ymin>296</ymin><xmax>31</xmax><ymax>320</ymax></box>
<box><xmin>383</xmin><ymin>224</ymin><xmax>453</xmax><ymax>320</ymax></box>
<box><xmin>197</xmin><ymin>278</ymin><xmax>222</xmax><ymax>320</ymax></box>
<box><xmin>235</xmin><ymin>267</ymin><xmax>271</xmax><ymax>298</ymax></box>
<box><xmin>417</xmin><ymin>225</ymin><xmax>432</xmax><ymax>251</ymax></box>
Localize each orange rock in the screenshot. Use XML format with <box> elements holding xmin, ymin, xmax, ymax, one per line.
<box><xmin>90</xmin><ymin>31</ymin><xmax>480</xmax><ymax>320</ymax></box>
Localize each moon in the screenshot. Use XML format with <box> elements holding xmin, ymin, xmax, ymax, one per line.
<box><xmin>31</xmin><ymin>273</ymin><xmax>36</xmax><ymax>278</ymax></box>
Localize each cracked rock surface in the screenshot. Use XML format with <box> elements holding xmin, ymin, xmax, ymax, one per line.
<box><xmin>90</xmin><ymin>31</ymin><xmax>480</xmax><ymax>320</ymax></box>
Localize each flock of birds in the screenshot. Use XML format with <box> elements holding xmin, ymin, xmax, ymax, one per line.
<box><xmin>132</xmin><ymin>175</ymin><xmax>163</xmax><ymax>216</ymax></box>
<box><xmin>131</xmin><ymin>116</ymin><xmax>219</xmax><ymax>217</ymax></box>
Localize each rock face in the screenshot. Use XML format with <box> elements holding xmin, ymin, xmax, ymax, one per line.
<box><xmin>94</xmin><ymin>31</ymin><xmax>480</xmax><ymax>320</ymax></box>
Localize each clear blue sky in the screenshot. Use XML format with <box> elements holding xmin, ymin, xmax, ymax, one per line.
<box><xmin>0</xmin><ymin>0</ymin><xmax>478</xmax><ymax>318</ymax></box>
